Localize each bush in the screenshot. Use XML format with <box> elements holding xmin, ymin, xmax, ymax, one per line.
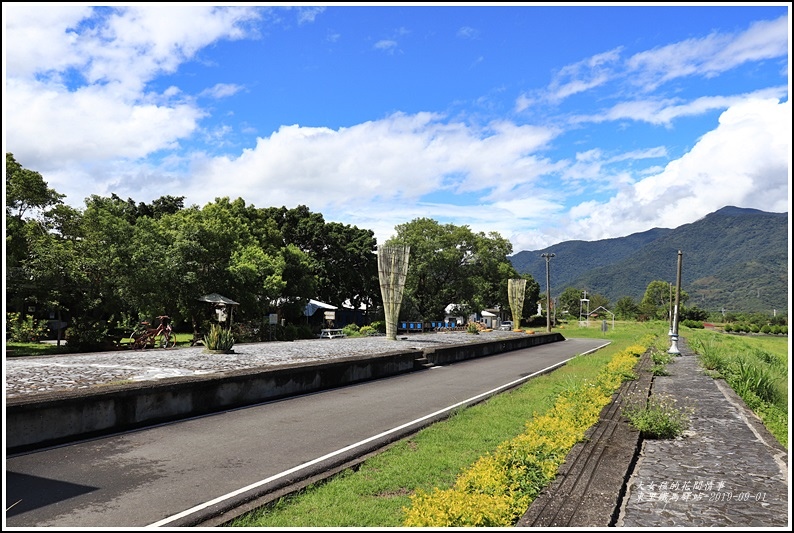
<box><xmin>621</xmin><ymin>391</ymin><xmax>694</xmax><ymax>439</ymax></box>
<box><xmin>65</xmin><ymin>317</ymin><xmax>110</xmax><ymax>350</ymax></box>
<box><xmin>342</xmin><ymin>323</ymin><xmax>360</xmax><ymax>336</ymax></box>
<box><xmin>6</xmin><ymin>312</ymin><xmax>50</xmax><ymax>343</ymax></box>
<box><xmin>204</xmin><ymin>323</ymin><xmax>235</xmax><ymax>351</ymax></box>
<box><xmin>359</xmin><ymin>325</ymin><xmax>376</xmax><ymax>336</ymax></box>
<box><xmin>369</xmin><ymin>321</ymin><xmax>387</xmax><ymax>334</ymax></box>
<box><xmin>680</xmin><ymin>319</ymin><xmax>704</xmax><ymax>329</ymax></box>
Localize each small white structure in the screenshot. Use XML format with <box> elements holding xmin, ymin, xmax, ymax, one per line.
<box><xmin>444</xmin><ymin>303</ymin><xmax>465</xmax><ymax>326</ymax></box>
<box><xmin>304</xmin><ymin>299</ymin><xmax>337</xmax><ymax>317</ymax></box>
<box><xmin>480</xmin><ymin>310</ymin><xmax>497</xmax><ymax>329</ymax></box>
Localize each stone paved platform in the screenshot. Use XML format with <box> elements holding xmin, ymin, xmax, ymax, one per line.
<box><xmin>4</xmin><ymin>330</ymin><xmax>524</xmax><ymax>398</ymax></box>
<box><xmin>617</xmin><ymin>342</ymin><xmax>789</xmax><ymax>527</ymax></box>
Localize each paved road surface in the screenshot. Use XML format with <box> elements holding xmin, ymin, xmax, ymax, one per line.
<box><xmin>5</xmin><ymin>337</ymin><xmax>607</xmax><ymax>528</ymax></box>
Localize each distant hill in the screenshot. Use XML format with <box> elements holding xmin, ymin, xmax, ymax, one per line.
<box><xmin>510</xmin><ymin>206</ymin><xmax>789</xmax><ymax>315</ymax></box>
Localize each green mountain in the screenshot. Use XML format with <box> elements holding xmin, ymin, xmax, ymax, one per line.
<box><xmin>510</xmin><ymin>206</ymin><xmax>789</xmax><ymax>316</ymax></box>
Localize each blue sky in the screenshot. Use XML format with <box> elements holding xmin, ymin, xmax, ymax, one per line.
<box><xmin>3</xmin><ymin>3</ymin><xmax>790</xmax><ymax>252</ymax></box>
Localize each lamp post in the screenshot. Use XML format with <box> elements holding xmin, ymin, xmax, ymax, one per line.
<box><xmin>668</xmin><ymin>250</ymin><xmax>683</xmax><ymax>354</ymax></box>
<box><xmin>541</xmin><ymin>253</ymin><xmax>555</xmax><ymax>332</ymax></box>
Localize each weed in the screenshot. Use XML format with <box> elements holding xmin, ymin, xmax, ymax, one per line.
<box><xmin>621</xmin><ymin>390</ymin><xmax>693</xmax><ymax>439</ymax></box>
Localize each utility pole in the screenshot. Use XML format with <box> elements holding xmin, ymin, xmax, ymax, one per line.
<box><xmin>668</xmin><ymin>282</ymin><xmax>673</xmax><ymax>334</ymax></box>
<box><xmin>541</xmin><ymin>253</ymin><xmax>555</xmax><ymax>333</ymax></box>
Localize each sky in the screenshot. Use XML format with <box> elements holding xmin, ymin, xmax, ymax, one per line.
<box><xmin>2</xmin><ymin>3</ymin><xmax>791</xmax><ymax>253</ymax></box>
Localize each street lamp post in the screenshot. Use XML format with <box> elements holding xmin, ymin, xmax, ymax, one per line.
<box><xmin>541</xmin><ymin>253</ymin><xmax>555</xmax><ymax>333</ymax></box>
<box><xmin>669</xmin><ymin>250</ymin><xmax>683</xmax><ymax>355</ymax></box>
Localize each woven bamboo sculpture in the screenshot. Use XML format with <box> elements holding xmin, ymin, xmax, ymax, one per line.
<box><xmin>377</xmin><ymin>244</ymin><xmax>411</xmax><ymax>340</ymax></box>
<box><xmin>508</xmin><ymin>278</ymin><xmax>527</xmax><ymax>330</ymax></box>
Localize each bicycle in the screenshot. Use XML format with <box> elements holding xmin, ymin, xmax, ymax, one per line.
<box><xmin>129</xmin><ymin>319</ymin><xmax>176</xmax><ymax>349</ymax></box>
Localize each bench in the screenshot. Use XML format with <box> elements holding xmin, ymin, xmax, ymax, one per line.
<box><xmin>320</xmin><ymin>328</ymin><xmax>345</xmax><ymax>339</ymax></box>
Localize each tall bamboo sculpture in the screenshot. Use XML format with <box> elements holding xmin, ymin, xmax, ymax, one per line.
<box><xmin>508</xmin><ymin>278</ymin><xmax>527</xmax><ymax>330</ymax></box>
<box><xmin>378</xmin><ymin>244</ymin><xmax>411</xmax><ymax>340</ymax></box>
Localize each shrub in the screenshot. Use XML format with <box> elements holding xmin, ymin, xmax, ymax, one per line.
<box><xmin>689</xmin><ymin>336</ymin><xmax>725</xmax><ymax>371</ymax></box>
<box><xmin>6</xmin><ymin>312</ymin><xmax>50</xmax><ymax>343</ymax></box>
<box><xmin>342</xmin><ymin>323</ymin><xmax>360</xmax><ymax>336</ymax></box>
<box><xmin>65</xmin><ymin>317</ymin><xmax>109</xmax><ymax>350</ymax></box>
<box><xmin>680</xmin><ymin>319</ymin><xmax>704</xmax><ymax>329</ymax></box>
<box><xmin>359</xmin><ymin>325</ymin><xmax>376</xmax><ymax>336</ymax></box>
<box><xmin>204</xmin><ymin>323</ymin><xmax>235</xmax><ymax>351</ymax></box>
<box><xmin>369</xmin><ymin>320</ymin><xmax>387</xmax><ymax>333</ymax></box>
<box><xmin>621</xmin><ymin>391</ymin><xmax>693</xmax><ymax>439</ymax></box>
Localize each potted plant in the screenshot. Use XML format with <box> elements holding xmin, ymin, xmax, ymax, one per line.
<box><xmin>204</xmin><ymin>323</ymin><xmax>235</xmax><ymax>353</ymax></box>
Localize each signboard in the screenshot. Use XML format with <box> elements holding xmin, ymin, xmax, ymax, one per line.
<box><xmin>269</xmin><ymin>313</ymin><xmax>278</xmax><ymax>325</ymax></box>
<box><xmin>324</xmin><ymin>311</ymin><xmax>336</xmax><ymax>320</ymax></box>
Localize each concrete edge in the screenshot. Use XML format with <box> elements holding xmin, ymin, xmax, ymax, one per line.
<box><xmin>6</xmin><ymin>333</ymin><xmax>564</xmax><ymax>454</ymax></box>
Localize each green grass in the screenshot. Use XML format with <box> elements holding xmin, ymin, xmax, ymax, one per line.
<box><xmin>227</xmin><ymin>321</ymin><xmax>661</xmax><ymax>527</ymax></box>
<box><xmin>6</xmin><ymin>332</ymin><xmax>195</xmax><ymax>357</ymax></box>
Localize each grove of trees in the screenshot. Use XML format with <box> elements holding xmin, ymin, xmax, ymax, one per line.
<box><xmin>5</xmin><ymin>154</ymin><xmax>541</xmax><ymax>350</ymax></box>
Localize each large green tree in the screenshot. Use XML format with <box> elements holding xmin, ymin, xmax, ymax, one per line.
<box><xmin>260</xmin><ymin>205</ymin><xmax>379</xmax><ymax>311</ymax></box>
<box><xmin>640</xmin><ymin>280</ymin><xmax>689</xmax><ymax>321</ymax></box>
<box><xmin>5</xmin><ymin>153</ymin><xmax>66</xmax><ymax>313</ymax></box>
<box><xmin>385</xmin><ymin>218</ymin><xmax>536</xmax><ymax>321</ymax></box>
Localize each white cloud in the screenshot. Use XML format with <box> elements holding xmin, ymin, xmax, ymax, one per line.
<box><xmin>374</xmin><ymin>39</ymin><xmax>398</xmax><ymax>52</ymax></box>
<box><xmin>457</xmin><ymin>26</ymin><xmax>479</xmax><ymax>39</ymax></box>
<box><xmin>521</xmin><ymin>14</ymin><xmax>789</xmax><ymax>111</ymax></box>
<box><xmin>200</xmin><ymin>83</ymin><xmax>245</xmax><ymax>99</ymax></box>
<box><xmin>563</xmin><ymin>98</ymin><xmax>790</xmax><ymax>242</ymax></box>
<box><xmin>627</xmin><ymin>14</ymin><xmax>789</xmax><ymax>90</ymax></box>
<box><xmin>185</xmin><ymin>112</ymin><xmax>559</xmax><ymax>213</ymax></box>
<box><xmin>571</xmin><ymin>86</ymin><xmax>788</xmax><ymax>127</ymax></box>
<box><xmin>296</xmin><ymin>6</ymin><xmax>325</xmax><ymax>24</ymax></box>
<box><xmin>6</xmin><ymin>78</ymin><xmax>204</xmax><ymax>165</ymax></box>
<box><xmin>545</xmin><ymin>48</ymin><xmax>622</xmax><ymax>103</ymax></box>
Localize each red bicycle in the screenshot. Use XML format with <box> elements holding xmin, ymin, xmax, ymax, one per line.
<box><xmin>129</xmin><ymin>316</ymin><xmax>175</xmax><ymax>349</ymax></box>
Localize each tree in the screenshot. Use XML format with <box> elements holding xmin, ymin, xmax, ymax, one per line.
<box><xmin>640</xmin><ymin>280</ymin><xmax>689</xmax><ymax>321</ymax></box>
<box><xmin>260</xmin><ymin>205</ymin><xmax>380</xmax><ymax>312</ymax></box>
<box><xmin>614</xmin><ymin>296</ymin><xmax>640</xmax><ymax>320</ymax></box>
<box><xmin>5</xmin><ymin>153</ymin><xmax>64</xmax><ymax>220</ymax></box>
<box><xmin>5</xmin><ymin>153</ymin><xmax>68</xmax><ymax>325</ymax></box>
<box><xmin>557</xmin><ymin>287</ymin><xmax>585</xmax><ymax>318</ymax></box>
<box><xmin>385</xmin><ymin>218</ymin><xmax>534</xmax><ymax>321</ymax></box>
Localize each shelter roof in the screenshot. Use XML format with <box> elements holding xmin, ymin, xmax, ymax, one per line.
<box><xmin>197</xmin><ymin>293</ymin><xmax>240</xmax><ymax>306</ymax></box>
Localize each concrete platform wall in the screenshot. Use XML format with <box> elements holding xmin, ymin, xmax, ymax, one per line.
<box><xmin>6</xmin><ymin>333</ymin><xmax>563</xmax><ymax>454</ymax></box>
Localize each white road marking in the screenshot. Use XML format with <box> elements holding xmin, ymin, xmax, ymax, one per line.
<box><xmin>149</xmin><ymin>341</ymin><xmax>609</xmax><ymax>527</ymax></box>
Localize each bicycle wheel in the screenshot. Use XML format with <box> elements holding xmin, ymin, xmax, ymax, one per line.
<box><xmin>131</xmin><ymin>332</ymin><xmax>146</xmax><ymax>350</ymax></box>
<box><xmin>160</xmin><ymin>332</ymin><xmax>176</xmax><ymax>349</ymax></box>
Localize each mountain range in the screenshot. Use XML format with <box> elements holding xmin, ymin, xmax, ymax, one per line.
<box><xmin>509</xmin><ymin>206</ymin><xmax>789</xmax><ymax>316</ymax></box>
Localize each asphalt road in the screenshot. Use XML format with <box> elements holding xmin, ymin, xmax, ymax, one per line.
<box><xmin>5</xmin><ymin>337</ymin><xmax>609</xmax><ymax>528</ymax></box>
